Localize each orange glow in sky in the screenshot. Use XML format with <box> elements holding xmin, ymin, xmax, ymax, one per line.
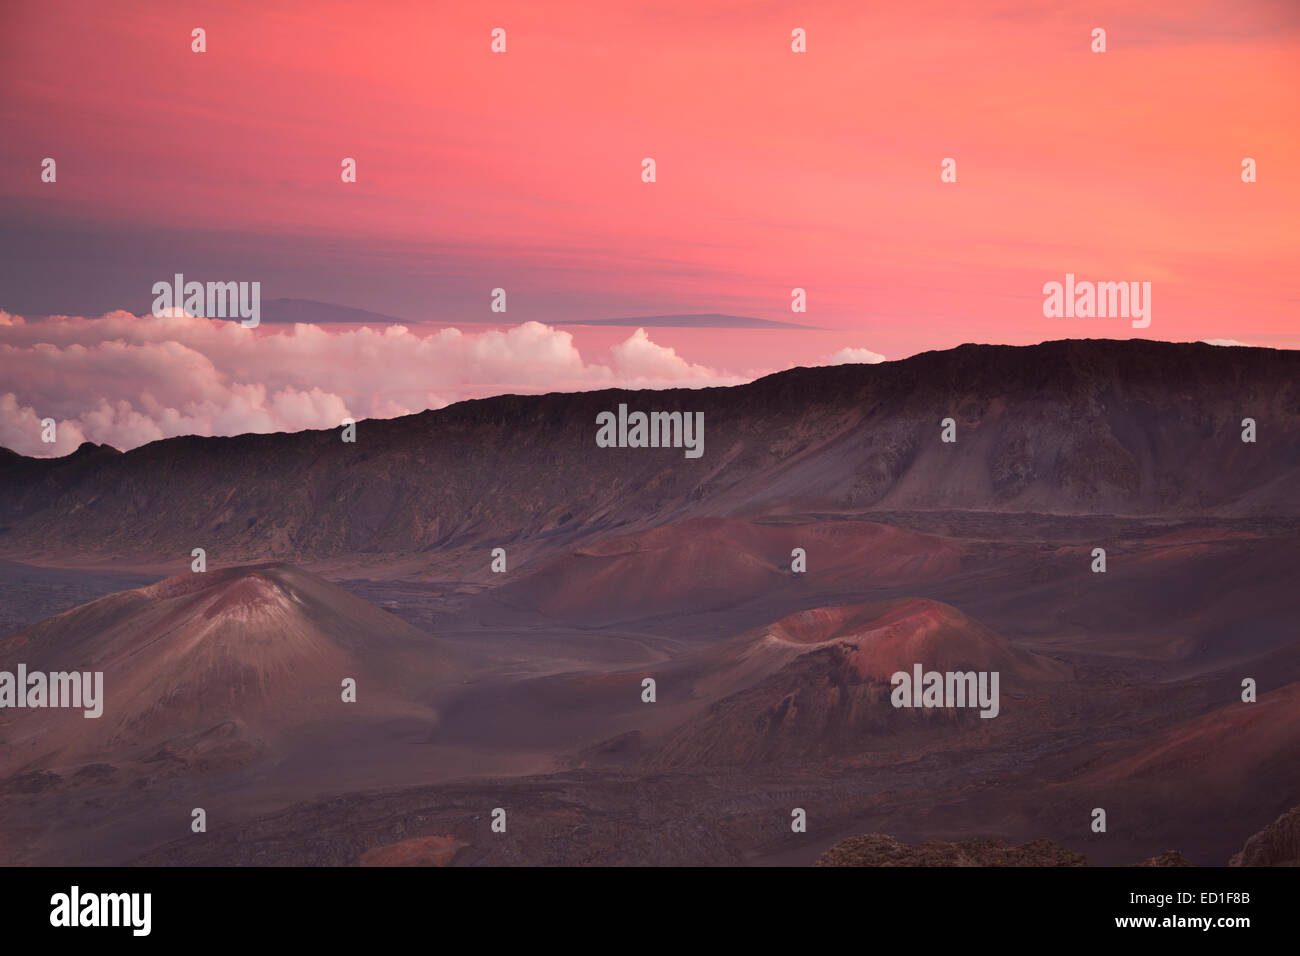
<box><xmin>1</xmin><ymin>0</ymin><xmax>1297</xmax><ymax>371</ymax></box>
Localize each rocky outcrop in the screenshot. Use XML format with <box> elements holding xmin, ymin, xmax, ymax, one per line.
<box><xmin>815</xmin><ymin>833</ymin><xmax>1089</xmax><ymax>867</ymax></box>
<box><xmin>1230</xmin><ymin>805</ymin><xmax>1300</xmax><ymax>866</ymax></box>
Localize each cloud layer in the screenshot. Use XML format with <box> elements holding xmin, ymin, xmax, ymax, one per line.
<box><xmin>0</xmin><ymin>310</ymin><xmax>750</xmax><ymax>456</ymax></box>
<box><xmin>826</xmin><ymin>346</ymin><xmax>886</xmax><ymax>365</ymax></box>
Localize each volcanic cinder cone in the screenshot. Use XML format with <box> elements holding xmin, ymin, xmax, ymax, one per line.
<box><xmin>0</xmin><ymin>563</ymin><xmax>453</xmax><ymax>772</ymax></box>
<box><xmin>645</xmin><ymin>597</ymin><xmax>1070</xmax><ymax>768</ymax></box>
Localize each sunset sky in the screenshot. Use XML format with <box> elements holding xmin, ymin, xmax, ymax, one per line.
<box><xmin>1</xmin><ymin>0</ymin><xmax>1297</xmax><ymax>454</ymax></box>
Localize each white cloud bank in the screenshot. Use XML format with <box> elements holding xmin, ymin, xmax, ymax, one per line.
<box><xmin>824</xmin><ymin>346</ymin><xmax>886</xmax><ymax>365</ymax></box>
<box><xmin>0</xmin><ymin>310</ymin><xmax>748</xmax><ymax>457</ymax></box>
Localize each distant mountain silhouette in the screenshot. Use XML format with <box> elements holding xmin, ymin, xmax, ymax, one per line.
<box><xmin>258</xmin><ymin>300</ymin><xmax>823</xmax><ymax>330</ymax></box>
<box><xmin>560</xmin><ymin>312</ymin><xmax>824</xmax><ymax>329</ymax></box>
<box><xmin>260</xmin><ymin>298</ymin><xmax>410</xmax><ymax>325</ymax></box>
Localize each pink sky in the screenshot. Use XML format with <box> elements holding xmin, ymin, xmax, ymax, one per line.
<box><xmin>1</xmin><ymin>0</ymin><xmax>1297</xmax><ymax>452</ymax></box>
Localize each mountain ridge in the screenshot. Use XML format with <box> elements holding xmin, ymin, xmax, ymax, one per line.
<box><xmin>2</xmin><ymin>339</ymin><xmax>1297</xmax><ymax>562</ymax></box>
